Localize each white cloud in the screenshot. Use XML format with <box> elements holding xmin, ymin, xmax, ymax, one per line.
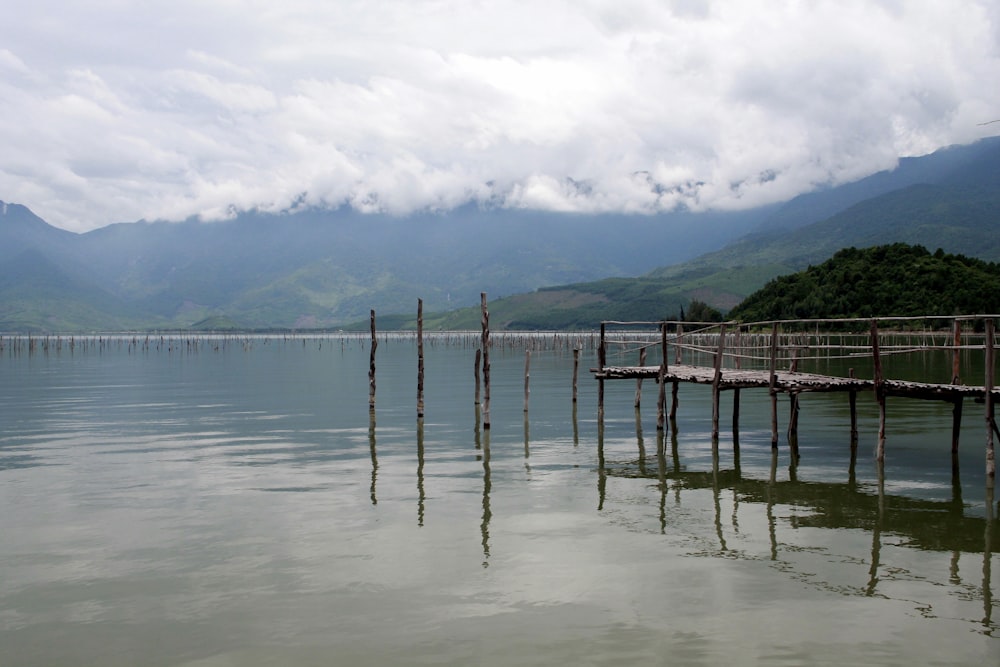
<box><xmin>0</xmin><ymin>0</ymin><xmax>998</xmax><ymax>232</ymax></box>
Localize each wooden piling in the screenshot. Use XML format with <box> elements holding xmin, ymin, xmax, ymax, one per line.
<box><xmin>952</xmin><ymin>397</ymin><xmax>963</xmax><ymax>454</ymax></box>
<box><xmin>769</xmin><ymin>322</ymin><xmax>779</xmax><ymax>449</ymax></box>
<box><xmin>732</xmin><ymin>326</ymin><xmax>741</xmax><ymax>445</ymax></box>
<box><xmin>523</xmin><ymin>350</ymin><xmax>531</xmax><ymax>413</ymax></box>
<box><xmin>986</xmin><ymin>318</ymin><xmax>996</xmax><ymax>484</ymax></box>
<box><xmin>634</xmin><ymin>347</ymin><xmax>646</xmax><ymax>408</ymax></box>
<box><xmin>481</xmin><ymin>293</ymin><xmax>491</xmax><ymax>429</ymax></box>
<box><xmin>849</xmin><ymin>368</ymin><xmax>859</xmax><ymax>450</ymax></box>
<box><xmin>657</xmin><ymin>323</ymin><xmax>667</xmax><ymax>431</ymax></box>
<box><xmin>711</xmin><ymin>323</ymin><xmax>726</xmax><ymax>440</ymax></box>
<box><xmin>417</xmin><ymin>299</ymin><xmax>425</xmax><ymax>419</ymax></box>
<box><xmin>572</xmin><ymin>348</ymin><xmax>580</xmax><ymax>403</ymax></box>
<box><xmin>368</xmin><ymin>309</ymin><xmax>377</xmax><ymax>411</ymax></box>
<box><xmin>598</xmin><ymin>322</ymin><xmax>606</xmax><ymax>423</ymax></box>
<box><xmin>952</xmin><ymin>320</ymin><xmax>962</xmax><ymax>384</ymax></box>
<box><xmin>872</xmin><ymin>320</ymin><xmax>886</xmax><ymax>462</ymax></box>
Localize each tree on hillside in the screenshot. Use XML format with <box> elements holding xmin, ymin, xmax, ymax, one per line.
<box><xmin>684</xmin><ymin>299</ymin><xmax>723</xmax><ymax>323</ymax></box>
<box><xmin>728</xmin><ymin>243</ymin><xmax>1000</xmax><ymax>322</ymax></box>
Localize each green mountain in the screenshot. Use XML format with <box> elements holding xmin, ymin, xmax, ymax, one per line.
<box><xmin>729</xmin><ymin>244</ymin><xmax>1000</xmax><ymax>322</ymax></box>
<box><xmin>390</xmin><ymin>147</ymin><xmax>1000</xmax><ymax>330</ymax></box>
<box><xmin>2</xmin><ymin>137</ymin><xmax>999</xmax><ymax>332</ymax></box>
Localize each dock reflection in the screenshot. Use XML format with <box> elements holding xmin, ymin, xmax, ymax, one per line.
<box><xmin>600</xmin><ymin>423</ymin><xmax>998</xmax><ymax>634</ymax></box>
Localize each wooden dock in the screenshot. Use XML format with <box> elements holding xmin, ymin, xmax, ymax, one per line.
<box><xmin>592</xmin><ymin>316</ymin><xmax>998</xmax><ymax>484</ymax></box>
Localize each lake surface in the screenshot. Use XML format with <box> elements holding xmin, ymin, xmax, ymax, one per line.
<box><xmin>1</xmin><ymin>334</ymin><xmax>998</xmax><ymax>666</ymax></box>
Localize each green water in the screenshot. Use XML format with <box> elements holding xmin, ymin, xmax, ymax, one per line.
<box><xmin>1</xmin><ymin>335</ymin><xmax>997</xmax><ymax>666</ymax></box>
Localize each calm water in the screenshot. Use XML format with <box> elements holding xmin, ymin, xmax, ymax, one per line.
<box><xmin>1</xmin><ymin>334</ymin><xmax>998</xmax><ymax>666</ymax></box>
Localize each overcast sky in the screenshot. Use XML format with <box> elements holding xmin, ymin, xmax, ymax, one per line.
<box><xmin>2</xmin><ymin>0</ymin><xmax>998</xmax><ymax>232</ymax></box>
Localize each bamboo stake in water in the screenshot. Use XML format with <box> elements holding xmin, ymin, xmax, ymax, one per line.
<box><xmin>634</xmin><ymin>347</ymin><xmax>646</xmax><ymax>408</ymax></box>
<box><xmin>872</xmin><ymin>320</ymin><xmax>886</xmax><ymax>462</ymax></box>
<box><xmin>481</xmin><ymin>293</ymin><xmax>491</xmax><ymax>429</ymax></box>
<box><xmin>368</xmin><ymin>309</ymin><xmax>377</xmax><ymax>411</ymax></box>
<box><xmin>986</xmin><ymin>318</ymin><xmax>996</xmax><ymax>484</ymax></box>
<box><xmin>572</xmin><ymin>348</ymin><xmax>580</xmax><ymax>404</ymax></box>
<box><xmin>417</xmin><ymin>299</ymin><xmax>424</xmax><ymax>419</ymax></box>
<box><xmin>523</xmin><ymin>349</ymin><xmax>531</xmax><ymax>413</ymax></box>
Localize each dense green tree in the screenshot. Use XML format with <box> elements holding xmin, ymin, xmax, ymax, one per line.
<box><xmin>729</xmin><ymin>243</ymin><xmax>1000</xmax><ymax>323</ymax></box>
<box><xmin>684</xmin><ymin>299</ymin><xmax>724</xmax><ymax>323</ymax></box>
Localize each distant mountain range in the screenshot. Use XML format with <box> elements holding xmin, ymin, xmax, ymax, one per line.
<box><xmin>2</xmin><ymin>136</ymin><xmax>999</xmax><ymax>332</ymax></box>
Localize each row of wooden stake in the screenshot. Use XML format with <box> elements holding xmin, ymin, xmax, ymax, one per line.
<box><xmin>367</xmin><ymin>293</ymin><xmax>586</xmax><ymax>427</ymax></box>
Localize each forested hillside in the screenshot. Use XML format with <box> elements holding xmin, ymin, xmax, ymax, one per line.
<box><xmin>728</xmin><ymin>244</ymin><xmax>1000</xmax><ymax>322</ymax></box>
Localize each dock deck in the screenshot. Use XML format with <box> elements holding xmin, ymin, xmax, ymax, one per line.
<box><xmin>594</xmin><ymin>363</ymin><xmax>999</xmax><ymax>400</ymax></box>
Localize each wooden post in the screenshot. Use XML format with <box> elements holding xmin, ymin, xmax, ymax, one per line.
<box><xmin>675</xmin><ymin>323</ymin><xmax>683</xmax><ymax>364</ymax></box>
<box><xmin>481</xmin><ymin>293</ymin><xmax>491</xmax><ymax>430</ymax></box>
<box><xmin>572</xmin><ymin>348</ymin><xmax>580</xmax><ymax>403</ymax></box>
<box><xmin>787</xmin><ymin>350</ymin><xmax>799</xmax><ymax>455</ymax></box>
<box><xmin>657</xmin><ymin>323</ymin><xmax>667</xmax><ymax>431</ymax></box>
<box><xmin>849</xmin><ymin>368</ymin><xmax>859</xmax><ymax>450</ymax></box>
<box><xmin>732</xmin><ymin>326</ymin><xmax>741</xmax><ymax>443</ymax></box>
<box><xmin>872</xmin><ymin>319</ymin><xmax>886</xmax><ymax>462</ymax></box>
<box><xmin>986</xmin><ymin>318</ymin><xmax>996</xmax><ymax>484</ymax></box>
<box><xmin>952</xmin><ymin>397</ymin><xmax>963</xmax><ymax>454</ymax></box>
<box><xmin>634</xmin><ymin>347</ymin><xmax>646</xmax><ymax>408</ymax></box>
<box><xmin>711</xmin><ymin>323</ymin><xmax>727</xmax><ymax>440</ymax></box>
<box><xmin>598</xmin><ymin>322</ymin><xmax>606</xmax><ymax>423</ymax></box>
<box><xmin>952</xmin><ymin>319</ymin><xmax>962</xmax><ymax>384</ymax></box>
<box><xmin>670</xmin><ymin>322</ymin><xmax>680</xmax><ymax>420</ymax></box>
<box><xmin>523</xmin><ymin>350</ymin><xmax>531</xmax><ymax>413</ymax></box>
<box><xmin>368</xmin><ymin>309</ymin><xmax>377</xmax><ymax>411</ymax></box>
<box><xmin>474</xmin><ymin>348</ymin><xmax>482</xmax><ymax>405</ymax></box>
<box><xmin>769</xmin><ymin>321</ymin><xmax>779</xmax><ymax>449</ymax></box>
<box><xmin>417</xmin><ymin>299</ymin><xmax>424</xmax><ymax>419</ymax></box>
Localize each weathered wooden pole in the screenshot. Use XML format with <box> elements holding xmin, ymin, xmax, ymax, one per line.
<box><xmin>481</xmin><ymin>293</ymin><xmax>491</xmax><ymax>429</ymax></box>
<box><xmin>711</xmin><ymin>323</ymin><xmax>727</xmax><ymax>441</ymax></box>
<box><xmin>986</xmin><ymin>318</ymin><xmax>996</xmax><ymax>484</ymax></box>
<box><xmin>732</xmin><ymin>326</ymin><xmax>741</xmax><ymax>440</ymax></box>
<box><xmin>849</xmin><ymin>368</ymin><xmax>859</xmax><ymax>450</ymax></box>
<box><xmin>670</xmin><ymin>322</ymin><xmax>681</xmax><ymax>420</ymax></box>
<box><xmin>523</xmin><ymin>349</ymin><xmax>531</xmax><ymax>412</ymax></box>
<box><xmin>474</xmin><ymin>348</ymin><xmax>482</xmax><ymax>405</ymax></box>
<box><xmin>787</xmin><ymin>350</ymin><xmax>800</xmax><ymax>460</ymax></box>
<box><xmin>952</xmin><ymin>396</ymin><xmax>964</xmax><ymax>454</ymax></box>
<box><xmin>769</xmin><ymin>321</ymin><xmax>779</xmax><ymax>449</ymax></box>
<box><xmin>368</xmin><ymin>309</ymin><xmax>377</xmax><ymax>411</ymax></box>
<box><xmin>634</xmin><ymin>347</ymin><xmax>646</xmax><ymax>408</ymax></box>
<box><xmin>417</xmin><ymin>299</ymin><xmax>425</xmax><ymax>419</ymax></box>
<box><xmin>872</xmin><ymin>319</ymin><xmax>886</xmax><ymax>462</ymax></box>
<box><xmin>952</xmin><ymin>319</ymin><xmax>963</xmax><ymax>384</ymax></box>
<box><xmin>572</xmin><ymin>348</ymin><xmax>580</xmax><ymax>403</ymax></box>
<box><xmin>598</xmin><ymin>322</ymin><xmax>606</xmax><ymax>423</ymax></box>
<box><xmin>657</xmin><ymin>322</ymin><xmax>667</xmax><ymax>431</ymax></box>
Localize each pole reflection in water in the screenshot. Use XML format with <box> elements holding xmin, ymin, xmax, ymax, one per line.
<box><xmin>866</xmin><ymin>462</ymin><xmax>885</xmax><ymax>597</ymax></box>
<box><xmin>600</xmin><ymin>421</ymin><xmax>997</xmax><ymax>628</ymax></box>
<box><xmin>597</xmin><ymin>420</ymin><xmax>606</xmax><ymax>511</ymax></box>
<box><xmin>523</xmin><ymin>415</ymin><xmax>530</xmax><ymax>476</ymax></box>
<box><xmin>671</xmin><ymin>422</ymin><xmax>681</xmax><ymax>506</ymax></box>
<box><xmin>767</xmin><ymin>448</ymin><xmax>778</xmax><ymax>560</ymax></box>
<box><xmin>712</xmin><ymin>442</ymin><xmax>727</xmax><ymax>552</ymax></box>
<box><xmin>657</xmin><ymin>429</ymin><xmax>667</xmax><ymax>535</ymax></box>
<box><xmin>417</xmin><ymin>418</ymin><xmax>425</xmax><ymax>527</ymax></box>
<box><xmin>369</xmin><ymin>411</ymin><xmax>378</xmax><ymax>505</ymax></box>
<box><xmin>481</xmin><ymin>429</ymin><xmax>492</xmax><ymax>568</ymax></box>
<box><xmin>985</xmin><ymin>484</ymin><xmax>995</xmax><ymax>629</ymax></box>
<box><xmin>572</xmin><ymin>402</ymin><xmax>579</xmax><ymax>447</ymax></box>
<box><xmin>635</xmin><ymin>407</ymin><xmax>646</xmax><ymax>477</ymax></box>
